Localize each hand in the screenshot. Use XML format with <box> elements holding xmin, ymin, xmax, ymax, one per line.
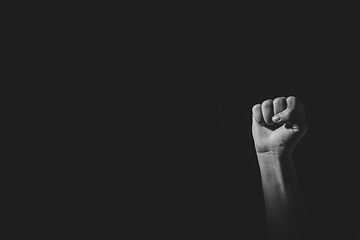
<box><xmin>252</xmin><ymin>96</ymin><xmax>308</xmax><ymax>155</ymax></box>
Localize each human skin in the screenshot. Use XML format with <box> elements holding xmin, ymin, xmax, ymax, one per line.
<box><xmin>252</xmin><ymin>96</ymin><xmax>310</xmax><ymax>240</ymax></box>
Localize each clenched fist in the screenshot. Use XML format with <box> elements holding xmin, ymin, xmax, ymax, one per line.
<box><xmin>252</xmin><ymin>96</ymin><xmax>308</xmax><ymax>155</ymax></box>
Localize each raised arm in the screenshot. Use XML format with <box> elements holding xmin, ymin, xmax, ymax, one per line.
<box><xmin>252</xmin><ymin>96</ymin><xmax>310</xmax><ymax>240</ymax></box>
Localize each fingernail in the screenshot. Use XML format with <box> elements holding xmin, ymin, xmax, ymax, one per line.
<box><xmin>272</xmin><ymin>115</ymin><xmax>281</xmax><ymax>122</ymax></box>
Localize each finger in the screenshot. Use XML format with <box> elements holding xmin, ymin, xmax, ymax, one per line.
<box><xmin>252</xmin><ymin>104</ymin><xmax>265</xmax><ymax>125</ymax></box>
<box><xmin>261</xmin><ymin>99</ymin><xmax>274</xmax><ymax>125</ymax></box>
<box><xmin>286</xmin><ymin>96</ymin><xmax>306</xmax><ymax>119</ymax></box>
<box><xmin>273</xmin><ymin>108</ymin><xmax>295</xmax><ymax>123</ymax></box>
<box><xmin>272</xmin><ymin>108</ymin><xmax>307</xmax><ymax>132</ymax></box>
<box><xmin>273</xmin><ymin>97</ymin><xmax>287</xmax><ymax>115</ymax></box>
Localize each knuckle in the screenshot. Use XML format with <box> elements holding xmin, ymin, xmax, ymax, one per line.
<box><xmin>262</xmin><ymin>99</ymin><xmax>273</xmax><ymax>106</ymax></box>
<box><xmin>273</xmin><ymin>97</ymin><xmax>286</xmax><ymax>104</ymax></box>
<box><xmin>287</xmin><ymin>96</ymin><xmax>297</xmax><ymax>102</ymax></box>
<box><xmin>287</xmin><ymin>96</ymin><xmax>304</xmax><ymax>107</ymax></box>
<box><xmin>252</xmin><ymin>104</ymin><xmax>261</xmax><ymax>112</ymax></box>
<box><xmin>286</xmin><ymin>96</ymin><xmax>297</xmax><ymax>108</ymax></box>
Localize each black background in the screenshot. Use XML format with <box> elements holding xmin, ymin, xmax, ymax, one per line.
<box><xmin>137</xmin><ymin>6</ymin><xmax>360</xmax><ymax>238</ymax></box>
<box><xmin>24</xmin><ymin>4</ymin><xmax>360</xmax><ymax>239</ymax></box>
<box><xmin>144</xmin><ymin>89</ymin><xmax>360</xmax><ymax>239</ymax></box>
<box><xmin>127</xmin><ymin>8</ymin><xmax>360</xmax><ymax>239</ymax></box>
<box><xmin>98</xmin><ymin>6</ymin><xmax>360</xmax><ymax>239</ymax></box>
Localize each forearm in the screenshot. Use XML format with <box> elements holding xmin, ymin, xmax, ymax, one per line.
<box><xmin>257</xmin><ymin>152</ymin><xmax>309</xmax><ymax>240</ymax></box>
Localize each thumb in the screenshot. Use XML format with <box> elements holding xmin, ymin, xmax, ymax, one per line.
<box><xmin>272</xmin><ymin>108</ymin><xmax>307</xmax><ymax>132</ymax></box>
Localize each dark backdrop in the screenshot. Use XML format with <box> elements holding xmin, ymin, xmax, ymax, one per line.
<box><xmin>52</xmin><ymin>6</ymin><xmax>360</xmax><ymax>239</ymax></box>
<box><xmin>17</xmin><ymin>4</ymin><xmax>360</xmax><ymax>239</ymax></box>
<box><xmin>135</xmin><ymin>12</ymin><xmax>360</xmax><ymax>238</ymax></box>
<box><xmin>146</xmin><ymin>85</ymin><xmax>360</xmax><ymax>239</ymax></box>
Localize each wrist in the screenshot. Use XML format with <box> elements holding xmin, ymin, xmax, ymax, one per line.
<box><xmin>257</xmin><ymin>151</ymin><xmax>297</xmax><ymax>189</ymax></box>
<box><xmin>256</xmin><ymin>150</ymin><xmax>295</xmax><ymax>175</ymax></box>
<box><xmin>256</xmin><ymin>148</ymin><xmax>293</xmax><ymax>161</ymax></box>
